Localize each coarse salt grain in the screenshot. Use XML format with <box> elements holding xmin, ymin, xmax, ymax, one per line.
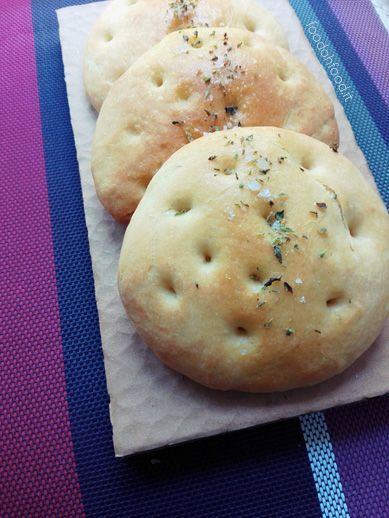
<box><xmin>247</xmin><ymin>180</ymin><xmax>261</xmax><ymax>191</ymax></box>
<box><xmin>225</xmin><ymin>208</ymin><xmax>235</xmax><ymax>221</ymax></box>
<box><xmin>258</xmin><ymin>188</ymin><xmax>271</xmax><ymax>199</ymax></box>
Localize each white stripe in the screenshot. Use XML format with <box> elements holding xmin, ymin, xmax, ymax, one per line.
<box><xmin>300</xmin><ymin>412</ymin><xmax>350</xmax><ymax>518</ymax></box>
<box><xmin>371</xmin><ymin>0</ymin><xmax>389</xmax><ymax>31</ymax></box>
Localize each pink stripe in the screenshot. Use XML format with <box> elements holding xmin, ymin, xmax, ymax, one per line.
<box><xmin>0</xmin><ymin>1</ymin><xmax>84</xmax><ymax>515</ymax></box>
<box><xmin>328</xmin><ymin>0</ymin><xmax>389</xmax><ymax>106</ymax></box>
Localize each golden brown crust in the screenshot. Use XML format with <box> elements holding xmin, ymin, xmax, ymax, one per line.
<box><xmin>92</xmin><ymin>28</ymin><xmax>339</xmax><ymax>222</ymax></box>
<box><xmin>83</xmin><ymin>0</ymin><xmax>288</xmax><ymax>111</ymax></box>
<box><xmin>118</xmin><ymin>127</ymin><xmax>389</xmax><ymax>392</ymax></box>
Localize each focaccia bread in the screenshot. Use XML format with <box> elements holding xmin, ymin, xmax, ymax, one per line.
<box><xmin>118</xmin><ymin>127</ymin><xmax>389</xmax><ymax>393</ymax></box>
<box><xmin>92</xmin><ymin>28</ymin><xmax>339</xmax><ymax>223</ymax></box>
<box><xmin>84</xmin><ymin>0</ymin><xmax>288</xmax><ymax>111</ymax></box>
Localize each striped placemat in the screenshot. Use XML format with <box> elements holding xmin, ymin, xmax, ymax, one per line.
<box><xmin>1</xmin><ymin>1</ymin><xmax>388</xmax><ymax>516</ymax></box>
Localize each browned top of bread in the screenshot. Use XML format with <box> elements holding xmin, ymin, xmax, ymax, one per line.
<box><xmin>118</xmin><ymin>127</ymin><xmax>389</xmax><ymax>392</ymax></box>
<box><xmin>84</xmin><ymin>0</ymin><xmax>288</xmax><ymax>110</ymax></box>
<box><xmin>92</xmin><ymin>28</ymin><xmax>338</xmax><ymax>222</ymax></box>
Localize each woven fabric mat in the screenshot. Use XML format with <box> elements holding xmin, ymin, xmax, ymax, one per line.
<box><xmin>1</xmin><ymin>0</ymin><xmax>388</xmax><ymax>516</ymax></box>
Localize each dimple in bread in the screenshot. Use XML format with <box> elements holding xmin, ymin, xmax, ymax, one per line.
<box><xmin>118</xmin><ymin>127</ymin><xmax>389</xmax><ymax>393</ymax></box>
<box><xmin>92</xmin><ymin>27</ymin><xmax>339</xmax><ymax>223</ymax></box>
<box><xmin>84</xmin><ymin>0</ymin><xmax>288</xmax><ymax>111</ymax></box>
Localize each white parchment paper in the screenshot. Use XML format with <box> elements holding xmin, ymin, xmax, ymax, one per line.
<box><xmin>57</xmin><ymin>0</ymin><xmax>388</xmax><ymax>456</ymax></box>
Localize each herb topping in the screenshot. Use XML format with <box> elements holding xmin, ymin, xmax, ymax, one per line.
<box><xmin>263</xmin><ymin>275</ymin><xmax>282</xmax><ymax>287</ymax></box>
<box><xmin>284</xmin><ymin>282</ymin><xmax>293</xmax><ymax>293</ymax></box>
<box><xmin>273</xmin><ymin>245</ymin><xmax>283</xmax><ymax>263</ymax></box>
<box><xmin>225</xmin><ymin>106</ymin><xmax>238</xmax><ymax>116</ymax></box>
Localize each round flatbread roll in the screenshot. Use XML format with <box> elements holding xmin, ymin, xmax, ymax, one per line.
<box><xmin>118</xmin><ymin>127</ymin><xmax>389</xmax><ymax>393</ymax></box>
<box><xmin>92</xmin><ymin>28</ymin><xmax>339</xmax><ymax>223</ymax></box>
<box><xmin>84</xmin><ymin>0</ymin><xmax>288</xmax><ymax>111</ymax></box>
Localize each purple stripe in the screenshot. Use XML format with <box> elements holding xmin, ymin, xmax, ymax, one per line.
<box><xmin>326</xmin><ymin>396</ymin><xmax>389</xmax><ymax>517</ymax></box>
<box><xmin>0</xmin><ymin>1</ymin><xmax>84</xmax><ymax>515</ymax></box>
<box><xmin>327</xmin><ymin>0</ymin><xmax>389</xmax><ymax>106</ymax></box>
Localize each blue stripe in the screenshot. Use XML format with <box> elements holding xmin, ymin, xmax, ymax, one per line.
<box><xmin>31</xmin><ymin>1</ymin><xmax>322</xmax><ymax>516</ymax></box>
<box><xmin>289</xmin><ymin>0</ymin><xmax>389</xmax><ymax>207</ymax></box>
<box><xmin>309</xmin><ymin>0</ymin><xmax>389</xmax><ymax>147</ymax></box>
<box><xmin>300</xmin><ymin>413</ymin><xmax>350</xmax><ymax>518</ymax></box>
